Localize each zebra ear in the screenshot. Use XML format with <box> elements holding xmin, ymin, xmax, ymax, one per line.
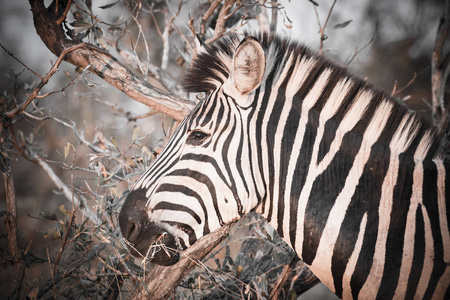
<box><xmin>226</xmin><ymin>36</ymin><xmax>266</xmax><ymax>100</ymax></box>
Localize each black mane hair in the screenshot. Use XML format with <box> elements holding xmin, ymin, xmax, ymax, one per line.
<box><xmin>183</xmin><ymin>33</ymin><xmax>446</xmax><ymax>159</ymax></box>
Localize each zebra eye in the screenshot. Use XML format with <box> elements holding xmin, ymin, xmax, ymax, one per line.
<box><xmin>187</xmin><ymin>130</ymin><xmax>208</xmax><ymax>145</ymax></box>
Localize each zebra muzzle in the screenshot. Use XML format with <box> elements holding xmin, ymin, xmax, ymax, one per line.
<box><xmin>119</xmin><ymin>189</ymin><xmax>180</xmax><ymax>266</ymax></box>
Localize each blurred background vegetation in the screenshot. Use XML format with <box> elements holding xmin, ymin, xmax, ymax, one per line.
<box><xmin>0</xmin><ymin>0</ymin><xmax>447</xmax><ymax>299</ymax></box>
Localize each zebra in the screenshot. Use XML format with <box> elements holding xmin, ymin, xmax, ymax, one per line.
<box><xmin>119</xmin><ymin>33</ymin><xmax>450</xmax><ymax>299</ymax></box>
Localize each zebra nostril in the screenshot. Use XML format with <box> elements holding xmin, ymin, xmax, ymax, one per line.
<box><xmin>127</xmin><ymin>220</ymin><xmax>139</xmax><ymax>242</ymax></box>
<box><xmin>119</xmin><ymin>188</ymin><xmax>148</xmax><ymax>243</ymax></box>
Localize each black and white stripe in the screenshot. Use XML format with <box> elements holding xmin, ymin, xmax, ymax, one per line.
<box><xmin>121</xmin><ymin>33</ymin><xmax>450</xmax><ymax>299</ymax></box>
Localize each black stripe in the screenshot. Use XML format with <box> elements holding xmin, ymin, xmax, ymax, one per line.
<box><xmin>168</xmin><ymin>169</ymin><xmax>225</xmax><ymax>226</ymax></box>
<box><xmin>247</xmin><ymin>87</ymin><xmax>264</xmax><ymax>207</ymax></box>
<box><xmin>155</xmin><ymin>183</ymin><xmax>210</xmax><ymax>235</ymax></box>
<box><xmin>153</xmin><ymin>201</ymin><xmax>202</xmax><ymax>224</ymax></box>
<box><xmin>221</xmin><ymin>114</ymin><xmax>244</xmax><ymax>214</ymax></box>
<box><xmin>331</xmin><ymin>141</ymin><xmax>390</xmax><ymax>297</ymax></box>
<box><xmin>234</xmin><ymin>107</ymin><xmax>250</xmax><ymax>198</ymax></box>
<box><xmin>266</xmin><ymin>86</ymin><xmax>285</xmax><ymax>223</ymax></box>
<box><xmin>165</xmin><ymin>221</ymin><xmax>197</xmax><ymax>246</ymax></box>
<box><xmin>302</xmin><ymin>130</ymin><xmax>363</xmax><ymax>265</ymax></box>
<box><xmin>405</xmin><ymin>205</ymin><xmax>425</xmax><ymax>299</ymax></box>
<box><xmin>375</xmin><ymin>151</ymin><xmax>416</xmax><ymax>299</ymax></box>
<box><xmin>422</xmin><ymin>159</ymin><xmax>446</xmax><ymax>298</ymax></box>
<box><xmin>274</xmin><ymin>61</ymin><xmax>297</xmax><ymax>236</ymax></box>
<box><xmin>212</xmin><ymin>94</ymin><xmax>232</xmax><ymax>152</ymax></box>
<box><xmin>256</xmin><ymin>61</ymin><xmax>277</xmax><ymax>214</ymax></box>
<box><xmin>180</xmin><ymin>153</ymin><xmax>243</xmax><ymax>216</ymax></box>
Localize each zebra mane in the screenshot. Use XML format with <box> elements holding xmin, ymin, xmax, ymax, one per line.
<box><xmin>184</xmin><ymin>33</ymin><xmax>446</xmax><ymax>160</ymax></box>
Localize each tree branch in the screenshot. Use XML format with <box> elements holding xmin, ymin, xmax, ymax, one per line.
<box><xmin>3</xmin><ymin>171</ymin><xmax>25</xmax><ymax>300</ymax></box>
<box><xmin>432</xmin><ymin>0</ymin><xmax>450</xmax><ymax>129</ymax></box>
<box><xmin>133</xmin><ymin>223</ymin><xmax>233</xmax><ymax>299</ymax></box>
<box><xmin>28</xmin><ymin>0</ymin><xmax>194</xmax><ymax>121</ymax></box>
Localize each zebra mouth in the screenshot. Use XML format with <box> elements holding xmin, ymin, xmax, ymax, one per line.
<box><xmin>123</xmin><ymin>223</ymin><xmax>181</xmax><ymax>266</ymax></box>
<box><xmin>119</xmin><ymin>188</ymin><xmax>182</xmax><ymax>266</ymax></box>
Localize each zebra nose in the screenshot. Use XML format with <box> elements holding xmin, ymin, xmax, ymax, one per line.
<box><xmin>118</xmin><ymin>189</ymin><xmax>180</xmax><ymax>265</ymax></box>
<box><xmin>119</xmin><ymin>189</ymin><xmax>149</xmax><ymax>245</ymax></box>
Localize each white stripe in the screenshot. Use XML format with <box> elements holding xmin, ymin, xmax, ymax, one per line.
<box><xmin>433</xmin><ymin>266</ymin><xmax>450</xmax><ymax>299</ymax></box>
<box><xmin>295</xmin><ymin>88</ymin><xmax>373</xmax><ymax>258</ymax></box>
<box><xmin>270</xmin><ymin>54</ymin><xmax>297</xmax><ymax>228</ymax></box>
<box><xmin>342</xmin><ymin>213</ymin><xmax>368</xmax><ymax>299</ymax></box>
<box><xmin>273</xmin><ymin>55</ymin><xmax>316</xmax><ymax>241</ymax></box>
<box><xmin>393</xmin><ymin>133</ymin><xmax>435</xmax><ymax>298</ymax></box>
<box><xmin>434</xmin><ymin>158</ymin><xmax>450</xmax><ymax>263</ymax></box>
<box><xmin>311</xmin><ymin>94</ymin><xmax>387</xmax><ymax>291</ymax></box>
<box><xmin>416</xmin><ymin>204</ymin><xmax>435</xmax><ymax>298</ymax></box>
<box><xmin>283</xmin><ymin>77</ymin><xmax>352</xmax><ymax>244</ymax></box>
<box><xmin>359</xmin><ymin>113</ymin><xmax>419</xmax><ymax>298</ymax></box>
<box><xmin>281</xmin><ymin>69</ymin><xmax>331</xmax><ymax>251</ymax></box>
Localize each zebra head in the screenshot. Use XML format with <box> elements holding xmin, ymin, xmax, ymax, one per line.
<box><xmin>119</xmin><ymin>36</ymin><xmax>267</xmax><ymax>265</ymax></box>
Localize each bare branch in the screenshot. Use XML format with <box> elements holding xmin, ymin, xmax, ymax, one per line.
<box><xmin>345</xmin><ymin>37</ymin><xmax>374</xmax><ymax>66</ymax></box>
<box><xmin>213</xmin><ymin>0</ymin><xmax>234</xmax><ymax>39</ymax></box>
<box><xmin>133</xmin><ymin>223</ymin><xmax>234</xmax><ymax>299</ymax></box>
<box><xmin>56</xmin><ymin>0</ymin><xmax>71</xmax><ymax>25</ymax></box>
<box><xmin>29</xmin><ymin>0</ymin><xmax>194</xmax><ymax>121</ymax></box>
<box><xmin>3</xmin><ymin>171</ymin><xmax>25</xmax><ymax>300</ymax></box>
<box><xmin>314</xmin><ymin>0</ymin><xmax>337</xmax><ymax>54</ymax></box>
<box><xmin>35</xmin><ymin>243</ymin><xmax>106</xmax><ymax>299</ymax></box>
<box><xmin>201</xmin><ymin>0</ymin><xmax>221</xmax><ymax>36</ymax></box>
<box><xmin>432</xmin><ymin>0</ymin><xmax>450</xmax><ymax>128</ymax></box>
<box><xmin>269</xmin><ymin>256</ymin><xmax>296</xmax><ymax>299</ymax></box>
<box><xmin>4</xmin><ymin>43</ymin><xmax>85</xmax><ymax>118</ymax></box>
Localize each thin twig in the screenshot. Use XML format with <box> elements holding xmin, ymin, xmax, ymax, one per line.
<box><xmin>392</xmin><ymin>72</ymin><xmax>417</xmax><ymax>96</ymax></box>
<box><xmin>128</xmin><ymin>5</ymin><xmax>151</xmax><ymax>79</ymax></box>
<box><xmin>4</xmin><ymin>44</ymin><xmax>86</xmax><ymax>118</ymax></box>
<box><xmin>200</xmin><ymin>0</ymin><xmax>221</xmax><ymax>36</ymax></box>
<box><xmin>345</xmin><ymin>37</ymin><xmax>374</xmax><ymax>66</ymax></box>
<box><xmin>53</xmin><ymin>206</ymin><xmax>77</xmax><ymax>274</ymax></box>
<box><xmin>56</xmin><ymin>0</ymin><xmax>72</xmax><ymax>25</ymax></box>
<box><xmin>0</xmin><ymin>42</ymin><xmax>43</xmax><ymax>79</ymax></box>
<box><xmin>314</xmin><ymin>0</ymin><xmax>337</xmax><ymax>54</ymax></box>
<box><xmin>36</xmin><ymin>243</ymin><xmax>106</xmax><ymax>298</ymax></box>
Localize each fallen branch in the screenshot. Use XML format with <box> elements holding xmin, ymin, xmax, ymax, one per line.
<box><xmin>132</xmin><ymin>223</ymin><xmax>233</xmax><ymax>299</ymax></box>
